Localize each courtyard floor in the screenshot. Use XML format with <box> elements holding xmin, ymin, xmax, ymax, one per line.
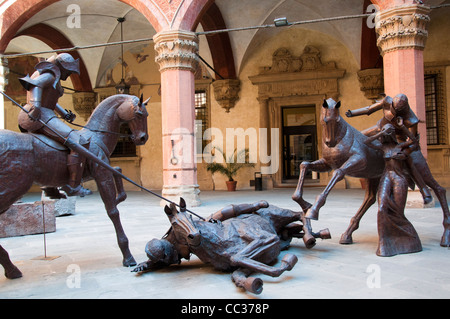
<box><xmin>0</xmin><ymin>187</ymin><xmax>449</xmax><ymax>300</ymax></box>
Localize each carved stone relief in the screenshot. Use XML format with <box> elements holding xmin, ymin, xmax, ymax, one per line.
<box><xmin>357</xmin><ymin>68</ymin><xmax>384</xmax><ymax>100</ymax></box>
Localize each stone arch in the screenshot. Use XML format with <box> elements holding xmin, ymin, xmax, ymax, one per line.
<box><xmin>196</xmin><ymin>2</ymin><xmax>236</xmax><ymax>79</ymax></box>
<box><xmin>15</xmin><ymin>23</ymin><xmax>92</xmax><ymax>92</ymax></box>
<box><xmin>0</xmin><ymin>0</ymin><xmax>169</xmax><ymax>53</ymax></box>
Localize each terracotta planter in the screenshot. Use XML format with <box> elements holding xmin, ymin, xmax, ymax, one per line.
<box><xmin>226</xmin><ymin>180</ymin><xmax>237</xmax><ymax>191</ymax></box>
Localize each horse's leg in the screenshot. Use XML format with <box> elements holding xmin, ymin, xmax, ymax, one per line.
<box><xmin>422</xmin><ymin>172</ymin><xmax>450</xmax><ymax>247</ymax></box>
<box><xmin>340</xmin><ymin>177</ymin><xmax>379</xmax><ymax>244</ymax></box>
<box><xmin>306</xmin><ymin>156</ymin><xmax>364</xmax><ymax>220</ymax></box>
<box><xmin>0</xmin><ymin>245</ymin><xmax>22</xmax><ymax>279</ymax></box>
<box><xmin>96</xmin><ymin>172</ymin><xmax>136</xmax><ymax>267</ymax></box>
<box><xmin>230</xmin><ymin>234</ymin><xmax>298</xmax><ymax>278</ymax></box>
<box><xmin>112</xmin><ymin>166</ymin><xmax>127</xmax><ymax>205</ymax></box>
<box><xmin>292</xmin><ymin>158</ymin><xmax>331</xmax><ymax>212</ymax></box>
<box><xmin>411</xmin><ymin>152</ymin><xmax>450</xmax><ymax>247</ymax></box>
<box><xmin>231</xmin><ymin>268</ymin><xmax>263</xmax><ymax>294</ymax></box>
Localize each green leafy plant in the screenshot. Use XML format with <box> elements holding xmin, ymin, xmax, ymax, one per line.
<box><xmin>206</xmin><ymin>147</ymin><xmax>255</xmax><ymax>182</ymax></box>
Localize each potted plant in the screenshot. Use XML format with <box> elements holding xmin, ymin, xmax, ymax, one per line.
<box><xmin>206</xmin><ymin>147</ymin><xmax>255</xmax><ymax>191</ymax></box>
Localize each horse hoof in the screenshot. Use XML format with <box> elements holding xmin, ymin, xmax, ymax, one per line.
<box><xmin>318</xmin><ymin>228</ymin><xmax>331</xmax><ymax>240</ymax></box>
<box><xmin>303</xmin><ymin>233</ymin><xmax>316</xmax><ymax>249</ymax></box>
<box><xmin>423</xmin><ymin>195</ymin><xmax>433</xmax><ymax>205</ymax></box>
<box><xmin>5</xmin><ymin>266</ymin><xmax>23</xmax><ymax>279</ymax></box>
<box><xmin>123</xmin><ymin>256</ymin><xmax>137</xmax><ymax>267</ymax></box>
<box><xmin>339</xmin><ymin>234</ymin><xmax>353</xmax><ymax>245</ymax></box>
<box><xmin>281</xmin><ymin>254</ymin><xmax>298</xmax><ymax>271</ymax></box>
<box><xmin>440</xmin><ymin>230</ymin><xmax>450</xmax><ymax>247</ymax></box>
<box><xmin>243</xmin><ymin>277</ymin><xmax>263</xmax><ymax>295</ymax></box>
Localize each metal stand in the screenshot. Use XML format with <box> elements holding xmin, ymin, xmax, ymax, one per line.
<box><xmin>32</xmin><ymin>201</ymin><xmax>60</xmax><ymax>261</ymax></box>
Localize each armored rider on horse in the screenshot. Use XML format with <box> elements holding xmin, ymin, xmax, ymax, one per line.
<box><xmin>17</xmin><ymin>53</ymin><xmax>92</xmax><ymax>197</ymax></box>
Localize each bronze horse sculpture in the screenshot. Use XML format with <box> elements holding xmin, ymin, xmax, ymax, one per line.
<box><xmin>0</xmin><ymin>94</ymin><xmax>149</xmax><ymax>279</ymax></box>
<box><xmin>133</xmin><ymin>198</ymin><xmax>331</xmax><ymax>294</ymax></box>
<box><xmin>292</xmin><ymin>98</ymin><xmax>450</xmax><ymax>248</ymax></box>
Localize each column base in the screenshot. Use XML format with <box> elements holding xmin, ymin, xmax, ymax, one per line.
<box><xmin>161</xmin><ymin>184</ymin><xmax>201</xmax><ymax>208</ymax></box>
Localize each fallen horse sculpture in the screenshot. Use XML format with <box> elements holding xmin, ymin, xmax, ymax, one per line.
<box><xmin>133</xmin><ymin>198</ymin><xmax>330</xmax><ymax>294</ymax></box>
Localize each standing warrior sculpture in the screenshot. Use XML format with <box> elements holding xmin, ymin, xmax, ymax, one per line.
<box><xmin>363</xmin><ymin>123</ymin><xmax>423</xmax><ymax>256</ymax></box>
<box><xmin>18</xmin><ymin>53</ymin><xmax>92</xmax><ymax>197</ymax></box>
<box><xmin>346</xmin><ymin>93</ymin><xmax>432</xmax><ymax>204</ymax></box>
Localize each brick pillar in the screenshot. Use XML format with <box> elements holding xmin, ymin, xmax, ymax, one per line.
<box><xmin>154</xmin><ymin>30</ymin><xmax>201</xmax><ymax>207</ymax></box>
<box><xmin>375</xmin><ymin>4</ymin><xmax>431</xmax><ymax>156</ymax></box>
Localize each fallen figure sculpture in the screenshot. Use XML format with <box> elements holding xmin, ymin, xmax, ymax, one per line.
<box><xmin>133</xmin><ymin>198</ymin><xmax>330</xmax><ymax>294</ymax></box>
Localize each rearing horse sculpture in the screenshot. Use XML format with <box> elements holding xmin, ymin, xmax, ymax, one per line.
<box><xmin>292</xmin><ymin>98</ymin><xmax>450</xmax><ymax>248</ymax></box>
<box><xmin>0</xmin><ymin>94</ymin><xmax>149</xmax><ymax>279</ymax></box>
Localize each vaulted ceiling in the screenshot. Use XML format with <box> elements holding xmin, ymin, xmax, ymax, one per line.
<box><xmin>4</xmin><ymin>0</ymin><xmax>447</xmax><ymax>90</ymax></box>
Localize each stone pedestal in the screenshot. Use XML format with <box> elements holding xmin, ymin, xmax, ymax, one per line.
<box><xmin>0</xmin><ymin>201</ymin><xmax>56</xmax><ymax>238</ymax></box>
<box><xmin>41</xmin><ymin>192</ymin><xmax>76</xmax><ymax>217</ymax></box>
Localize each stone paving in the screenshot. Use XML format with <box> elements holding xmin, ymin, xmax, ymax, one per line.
<box><xmin>0</xmin><ymin>188</ymin><xmax>449</xmax><ymax>299</ymax></box>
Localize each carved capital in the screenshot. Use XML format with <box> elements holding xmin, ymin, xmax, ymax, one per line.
<box><xmin>72</xmin><ymin>91</ymin><xmax>97</xmax><ymax>121</ymax></box>
<box><xmin>153</xmin><ymin>30</ymin><xmax>199</xmax><ymax>73</ymax></box>
<box><xmin>212</xmin><ymin>79</ymin><xmax>241</xmax><ymax>113</ymax></box>
<box><xmin>376</xmin><ymin>4</ymin><xmax>430</xmax><ymax>55</ymax></box>
<box><xmin>357</xmin><ymin>68</ymin><xmax>384</xmax><ymax>100</ymax></box>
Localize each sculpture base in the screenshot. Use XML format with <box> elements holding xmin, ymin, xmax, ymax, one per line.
<box><xmin>161</xmin><ymin>184</ymin><xmax>201</xmax><ymax>207</ymax></box>
<box><xmin>41</xmin><ymin>191</ymin><xmax>76</xmax><ymax>216</ymax></box>
<box><xmin>0</xmin><ymin>201</ymin><xmax>56</xmax><ymax>238</ymax></box>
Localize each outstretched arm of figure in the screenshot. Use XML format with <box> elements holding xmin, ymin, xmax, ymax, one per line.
<box><xmin>207</xmin><ymin>201</ymin><xmax>269</xmax><ymax>222</ymax></box>
<box><xmin>363</xmin><ymin>130</ymin><xmax>385</xmax><ymax>151</ymax></box>
<box><xmin>346</xmin><ymin>100</ymin><xmax>383</xmax><ymax>118</ymax></box>
<box><xmin>55</xmin><ymin>103</ymin><xmax>76</xmax><ymax>122</ymax></box>
<box><xmin>396</xmin><ymin>117</ymin><xmax>420</xmax><ymax>155</ymax></box>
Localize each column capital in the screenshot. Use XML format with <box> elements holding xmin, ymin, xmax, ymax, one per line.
<box><xmin>153</xmin><ymin>30</ymin><xmax>199</xmax><ymax>73</ymax></box>
<box><xmin>376</xmin><ymin>4</ymin><xmax>431</xmax><ymax>55</ymax></box>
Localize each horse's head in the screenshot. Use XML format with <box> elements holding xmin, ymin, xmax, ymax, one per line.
<box><xmin>116</xmin><ymin>94</ymin><xmax>150</xmax><ymax>145</ymax></box>
<box><xmin>321</xmin><ymin>98</ymin><xmax>342</xmax><ymax>147</ymax></box>
<box><xmin>164</xmin><ymin>198</ymin><xmax>201</xmax><ymax>249</ymax></box>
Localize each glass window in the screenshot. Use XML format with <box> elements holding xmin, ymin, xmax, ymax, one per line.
<box><xmin>425</xmin><ymin>74</ymin><xmax>439</xmax><ymax>145</ymax></box>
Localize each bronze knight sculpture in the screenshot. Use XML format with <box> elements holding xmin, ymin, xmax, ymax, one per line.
<box><xmin>18</xmin><ymin>53</ymin><xmax>92</xmax><ymax>197</ymax></box>
<box><xmin>133</xmin><ymin>198</ymin><xmax>331</xmax><ymax>294</ymax></box>
<box><xmin>0</xmin><ymin>54</ymin><xmax>150</xmax><ymax>279</ymax></box>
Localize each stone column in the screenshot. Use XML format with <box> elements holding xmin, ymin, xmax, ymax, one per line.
<box><xmin>0</xmin><ymin>57</ymin><xmax>8</xmax><ymax>129</ymax></box>
<box><xmin>154</xmin><ymin>30</ymin><xmax>201</xmax><ymax>207</ymax></box>
<box><xmin>375</xmin><ymin>4</ymin><xmax>430</xmax><ymax>155</ymax></box>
